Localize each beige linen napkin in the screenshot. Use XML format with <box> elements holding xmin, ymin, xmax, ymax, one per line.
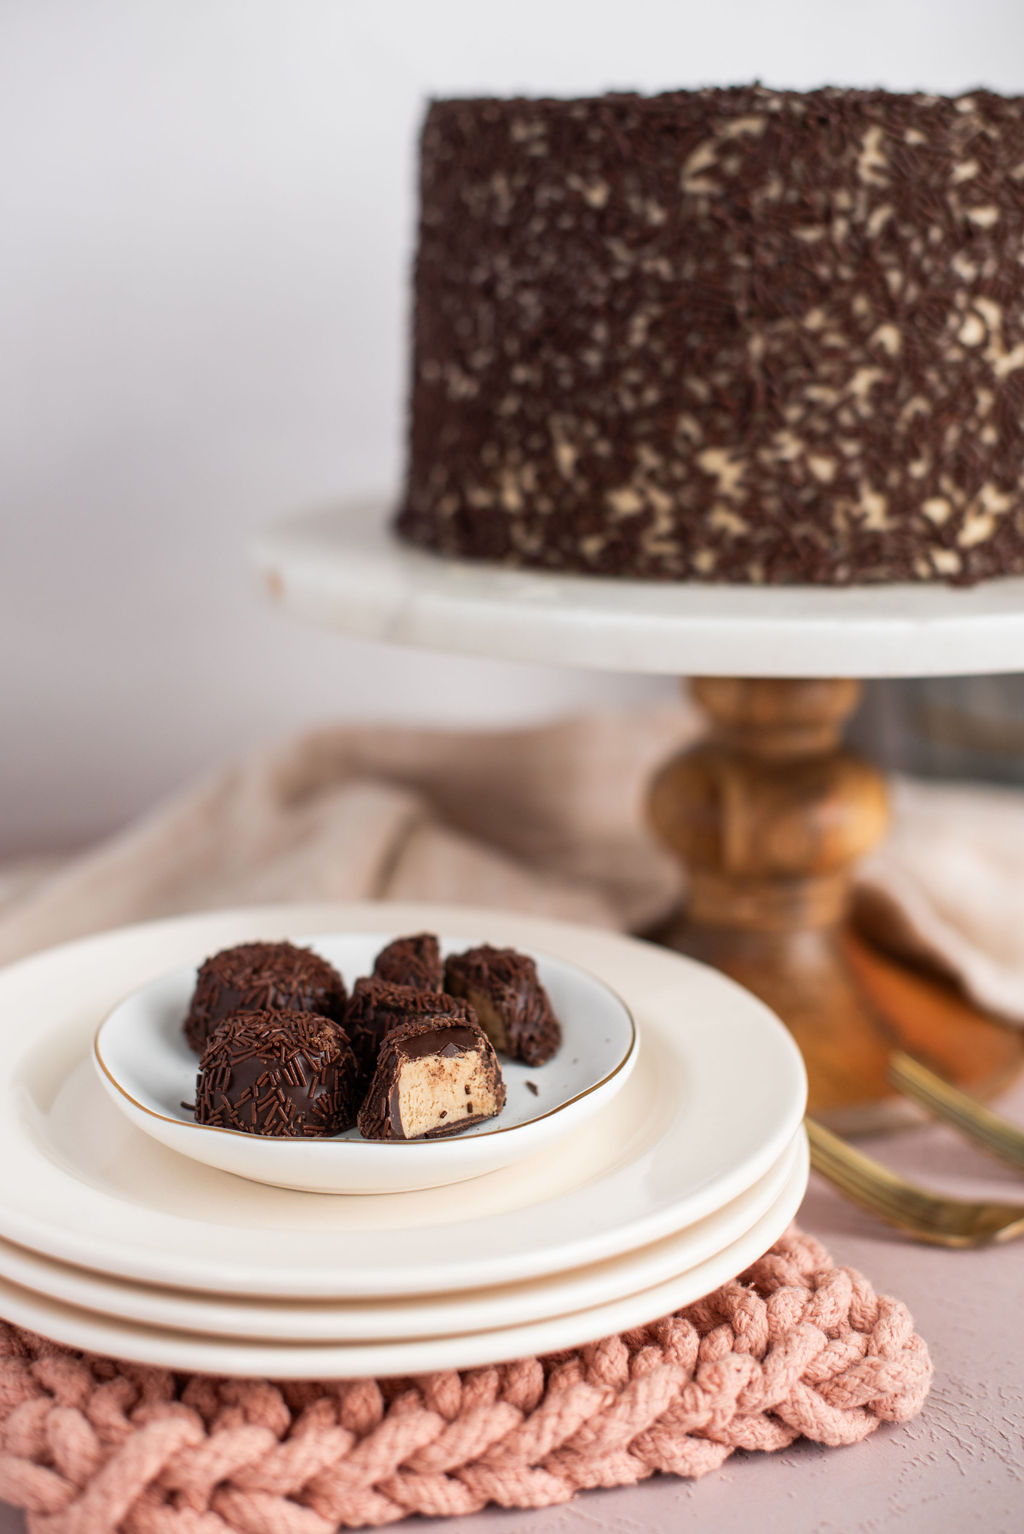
<box><xmin>2</xmin><ymin>705</ymin><xmax>1024</xmax><ymax>1024</ymax></box>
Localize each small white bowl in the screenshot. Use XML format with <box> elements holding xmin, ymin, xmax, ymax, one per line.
<box><xmin>93</xmin><ymin>932</ymin><xmax>638</xmax><ymax>1194</ymax></box>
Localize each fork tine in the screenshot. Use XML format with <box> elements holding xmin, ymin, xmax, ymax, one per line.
<box><xmin>889</xmin><ymin>1052</ymin><xmax>1024</xmax><ymax>1172</ymax></box>
<box><xmin>805</xmin><ymin>1118</ymin><xmax>1024</xmax><ymax>1248</ymax></box>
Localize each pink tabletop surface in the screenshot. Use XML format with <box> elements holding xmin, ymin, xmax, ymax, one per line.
<box><xmin>3</xmin><ymin>1076</ymin><xmax>1023</xmax><ymax>1534</ymax></box>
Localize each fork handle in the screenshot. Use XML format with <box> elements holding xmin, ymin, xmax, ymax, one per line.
<box><xmin>889</xmin><ymin>1051</ymin><xmax>1024</xmax><ymax>1172</ymax></box>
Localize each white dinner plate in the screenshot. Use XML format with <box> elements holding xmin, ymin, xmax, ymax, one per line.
<box><xmin>0</xmin><ymin>902</ymin><xmax>806</xmax><ymax>1298</ymax></box>
<box><xmin>0</xmin><ymin>1130</ymin><xmax>803</xmax><ymax>1342</ymax></box>
<box><xmin>0</xmin><ymin>1134</ymin><xmax>808</xmax><ymax>1377</ymax></box>
<box><xmin>94</xmin><ymin>934</ymin><xmax>638</xmax><ymax>1194</ymax></box>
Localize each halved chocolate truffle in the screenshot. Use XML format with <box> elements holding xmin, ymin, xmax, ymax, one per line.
<box><xmin>345</xmin><ymin>977</ymin><xmax>473</xmax><ymax>1091</ymax></box>
<box><xmin>372</xmin><ymin>932</ymin><xmax>443</xmax><ymax>990</ymax></box>
<box><xmin>184</xmin><ymin>941</ymin><xmax>347</xmax><ymax>1053</ymax></box>
<box><xmin>444</xmin><ymin>945</ymin><xmax>561</xmax><ymax>1066</ymax></box>
<box><xmin>194</xmin><ymin>1009</ymin><xmax>357</xmax><ymax>1137</ymax></box>
<box><xmin>357</xmin><ymin>1014</ymin><xmax>506</xmax><ymax>1140</ymax></box>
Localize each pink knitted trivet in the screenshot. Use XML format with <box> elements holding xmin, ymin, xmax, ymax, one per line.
<box><xmin>0</xmin><ymin>1228</ymin><xmax>931</xmax><ymax>1534</ymax></box>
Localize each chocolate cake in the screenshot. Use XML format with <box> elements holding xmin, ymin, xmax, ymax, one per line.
<box><xmin>193</xmin><ymin>1010</ymin><xmax>358</xmax><ymax>1137</ymax></box>
<box><xmin>357</xmin><ymin>1014</ymin><xmax>506</xmax><ymax>1140</ymax></box>
<box><xmin>397</xmin><ymin>86</ymin><xmax>1024</xmax><ymax>585</ymax></box>
<box><xmin>344</xmin><ymin>976</ymin><xmax>473</xmax><ymax>1091</ymax></box>
<box><xmin>372</xmin><ymin>932</ymin><xmax>444</xmax><ymax>991</ymax></box>
<box><xmin>444</xmin><ymin>945</ymin><xmax>561</xmax><ymax>1066</ymax></box>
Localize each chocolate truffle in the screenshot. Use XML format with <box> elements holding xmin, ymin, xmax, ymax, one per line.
<box><xmin>184</xmin><ymin>941</ymin><xmax>347</xmax><ymax>1053</ymax></box>
<box><xmin>194</xmin><ymin>1010</ymin><xmax>358</xmax><ymax>1137</ymax></box>
<box><xmin>398</xmin><ymin>87</ymin><xmax>1024</xmax><ymax>586</ymax></box>
<box><xmin>344</xmin><ymin>977</ymin><xmax>473</xmax><ymax>1091</ymax></box>
<box><xmin>372</xmin><ymin>932</ymin><xmax>443</xmax><ymax>990</ymax></box>
<box><xmin>357</xmin><ymin>1014</ymin><xmax>506</xmax><ymax>1140</ymax></box>
<box><xmin>444</xmin><ymin>945</ymin><xmax>561</xmax><ymax>1066</ymax></box>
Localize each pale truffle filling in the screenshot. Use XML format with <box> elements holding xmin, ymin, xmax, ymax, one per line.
<box><xmin>395</xmin><ymin>1054</ymin><xmax>500</xmax><ymax>1137</ymax></box>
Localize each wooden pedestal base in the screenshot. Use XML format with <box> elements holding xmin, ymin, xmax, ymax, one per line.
<box><xmin>649</xmin><ymin>678</ymin><xmax>1024</xmax><ymax>1132</ymax></box>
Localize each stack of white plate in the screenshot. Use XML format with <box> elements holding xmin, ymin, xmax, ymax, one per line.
<box><xmin>0</xmin><ymin>902</ymin><xmax>807</xmax><ymax>1378</ymax></box>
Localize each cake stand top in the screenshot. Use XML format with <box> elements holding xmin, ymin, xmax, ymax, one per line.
<box><xmin>253</xmin><ymin>499</ymin><xmax>1024</xmax><ymax>679</ymax></box>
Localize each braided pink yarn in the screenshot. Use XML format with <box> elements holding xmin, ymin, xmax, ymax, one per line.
<box><xmin>0</xmin><ymin>1228</ymin><xmax>931</xmax><ymax>1533</ymax></box>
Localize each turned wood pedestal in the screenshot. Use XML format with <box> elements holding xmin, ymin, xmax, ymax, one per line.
<box><xmin>648</xmin><ymin>678</ymin><xmax>1024</xmax><ymax>1131</ymax></box>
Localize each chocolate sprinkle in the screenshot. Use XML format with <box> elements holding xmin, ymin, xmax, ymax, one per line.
<box><xmin>193</xmin><ymin>1009</ymin><xmax>358</xmax><ymax>1137</ymax></box>
<box><xmin>184</xmin><ymin>941</ymin><xmax>347</xmax><ymax>1053</ymax></box>
<box><xmin>397</xmin><ymin>86</ymin><xmax>1024</xmax><ymax>585</ymax></box>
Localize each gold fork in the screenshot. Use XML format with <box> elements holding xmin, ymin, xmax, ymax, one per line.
<box><xmin>805</xmin><ymin>1118</ymin><xmax>1024</xmax><ymax>1248</ymax></box>
<box><xmin>888</xmin><ymin>1051</ymin><xmax>1024</xmax><ymax>1172</ymax></box>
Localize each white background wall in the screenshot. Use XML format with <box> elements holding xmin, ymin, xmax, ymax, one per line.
<box><xmin>3</xmin><ymin>0</ymin><xmax>1024</xmax><ymax>853</ymax></box>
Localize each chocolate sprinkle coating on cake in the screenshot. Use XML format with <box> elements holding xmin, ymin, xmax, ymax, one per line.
<box><xmin>357</xmin><ymin>1014</ymin><xmax>506</xmax><ymax>1140</ymax></box>
<box><xmin>193</xmin><ymin>1009</ymin><xmax>358</xmax><ymax>1137</ymax></box>
<box><xmin>184</xmin><ymin>941</ymin><xmax>347</xmax><ymax>1053</ymax></box>
<box><xmin>344</xmin><ymin>977</ymin><xmax>474</xmax><ymax>1091</ymax></box>
<box><xmin>444</xmin><ymin>945</ymin><xmax>561</xmax><ymax>1066</ymax></box>
<box><xmin>398</xmin><ymin>86</ymin><xmax>1024</xmax><ymax>585</ymax></box>
<box><xmin>373</xmin><ymin>932</ymin><xmax>444</xmax><ymax>990</ymax></box>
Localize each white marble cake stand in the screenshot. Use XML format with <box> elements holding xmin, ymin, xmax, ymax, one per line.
<box><xmin>252</xmin><ymin>498</ymin><xmax>1024</xmax><ymax>1128</ymax></box>
<box><xmin>253</xmin><ymin>498</ymin><xmax>1024</xmax><ymax>679</ymax></box>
